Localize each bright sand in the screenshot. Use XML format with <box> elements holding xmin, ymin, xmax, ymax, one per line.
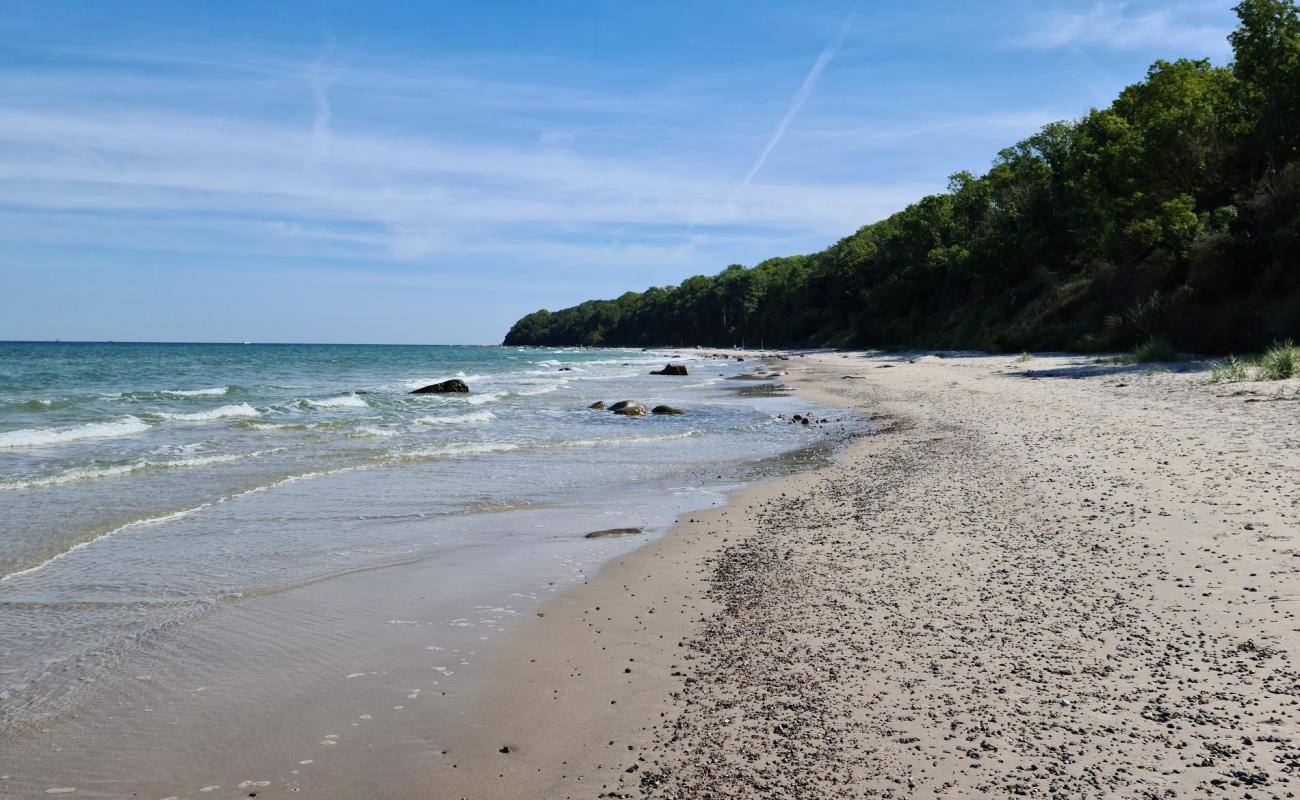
<box><xmin>435</xmin><ymin>351</ymin><xmax>1300</xmax><ymax>799</ymax></box>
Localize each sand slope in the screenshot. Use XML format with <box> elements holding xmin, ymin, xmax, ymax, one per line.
<box><xmin>437</xmin><ymin>352</ymin><xmax>1300</xmax><ymax>799</ymax></box>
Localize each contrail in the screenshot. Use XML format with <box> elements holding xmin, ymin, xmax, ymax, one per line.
<box><xmin>693</xmin><ymin>9</ymin><xmax>856</xmax><ymax>230</ymax></box>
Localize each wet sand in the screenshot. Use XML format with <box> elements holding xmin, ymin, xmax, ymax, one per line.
<box><xmin>438</xmin><ymin>351</ymin><xmax>1300</xmax><ymax>799</ymax></box>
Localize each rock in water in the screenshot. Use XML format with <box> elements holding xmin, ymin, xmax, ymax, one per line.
<box><xmin>650</xmin><ymin>364</ymin><xmax>689</xmax><ymax>376</ymax></box>
<box><xmin>608</xmin><ymin>400</ymin><xmax>642</xmax><ymax>412</ymax></box>
<box><xmin>410</xmin><ymin>379</ymin><xmax>469</xmax><ymax>394</ymax></box>
<box><xmin>584</xmin><ymin>527</ymin><xmax>644</xmax><ymax>539</ymax></box>
<box><xmin>612</xmin><ymin>402</ymin><xmax>649</xmax><ymax>416</ymax></box>
<box><xmin>652</xmin><ymin>405</ymin><xmax>685</xmax><ymax>415</ymax></box>
<box><xmin>589</xmin><ymin>401</ymin><xmax>607</xmax><ymax>409</ymax></box>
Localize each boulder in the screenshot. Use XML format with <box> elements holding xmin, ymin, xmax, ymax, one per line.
<box><xmin>559</xmin><ymin>367</ymin><xmax>572</xmax><ymax>371</ymax></box>
<box><xmin>650</xmin><ymin>364</ymin><xmax>689</xmax><ymax>376</ymax></box>
<box><xmin>612</xmin><ymin>401</ymin><xmax>649</xmax><ymax>416</ymax></box>
<box><xmin>651</xmin><ymin>405</ymin><xmax>685</xmax><ymax>415</ymax></box>
<box><xmin>608</xmin><ymin>400</ymin><xmax>641</xmax><ymax>412</ymax></box>
<box><xmin>410</xmin><ymin>379</ymin><xmax>469</xmax><ymax>394</ymax></box>
<box><xmin>589</xmin><ymin>401</ymin><xmax>607</xmax><ymax>409</ymax></box>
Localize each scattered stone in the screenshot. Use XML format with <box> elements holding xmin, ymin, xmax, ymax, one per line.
<box><xmin>651</xmin><ymin>364</ymin><xmax>689</xmax><ymax>376</ymax></box>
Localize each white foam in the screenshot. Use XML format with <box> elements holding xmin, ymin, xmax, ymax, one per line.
<box><xmin>513</xmin><ymin>382</ymin><xmax>563</xmax><ymax>396</ymax></box>
<box><xmin>161</xmin><ymin>387</ymin><xmax>230</xmax><ymax>397</ymax></box>
<box><xmin>397</xmin><ymin>441</ymin><xmax>521</xmax><ymax>460</ymax></box>
<box><xmin>0</xmin><ymin>449</ymin><xmax>281</xmax><ymax>491</ymax></box>
<box><xmin>348</xmin><ymin>426</ymin><xmax>398</xmax><ymax>439</ymax></box>
<box><xmin>415</xmin><ymin>410</ymin><xmax>496</xmax><ymax>426</ymax></box>
<box><xmin>307</xmin><ymin>394</ymin><xmax>369</xmax><ymax>409</ymax></box>
<box><xmin>154</xmin><ymin>403</ymin><xmax>260</xmax><ymax>422</ymax></box>
<box><xmin>466</xmin><ymin>391</ymin><xmax>506</xmax><ymax>406</ymax></box>
<box><xmin>0</xmin><ymin>416</ymin><xmax>149</xmax><ymax>449</ymax></box>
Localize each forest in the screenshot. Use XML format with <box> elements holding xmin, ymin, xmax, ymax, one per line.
<box><xmin>504</xmin><ymin>1</ymin><xmax>1300</xmax><ymax>354</ymax></box>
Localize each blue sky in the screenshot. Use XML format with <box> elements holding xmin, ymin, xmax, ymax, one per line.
<box><xmin>0</xmin><ymin>0</ymin><xmax>1237</xmax><ymax>344</ymax></box>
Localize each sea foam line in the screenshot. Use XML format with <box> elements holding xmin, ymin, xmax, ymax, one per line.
<box><xmin>0</xmin><ymin>416</ymin><xmax>150</xmax><ymax>449</ymax></box>
<box><xmin>152</xmin><ymin>403</ymin><xmax>260</xmax><ymax>422</ymax></box>
<box><xmin>416</xmin><ymin>410</ymin><xmax>496</xmax><ymax>425</ymax></box>
<box><xmin>305</xmin><ymin>394</ymin><xmax>369</xmax><ymax>409</ymax></box>
<box><xmin>0</xmin><ymin>449</ymin><xmax>283</xmax><ymax>491</ymax></box>
<box><xmin>161</xmin><ymin>387</ymin><xmax>231</xmax><ymax>397</ymax></box>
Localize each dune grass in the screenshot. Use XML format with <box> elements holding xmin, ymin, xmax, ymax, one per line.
<box><xmin>1256</xmin><ymin>340</ymin><xmax>1297</xmax><ymax>381</ymax></box>
<box><xmin>1207</xmin><ymin>341</ymin><xmax>1298</xmax><ymax>383</ymax></box>
<box><xmin>1132</xmin><ymin>337</ymin><xmax>1180</xmax><ymax>363</ymax></box>
<box><xmin>1208</xmin><ymin>356</ymin><xmax>1249</xmax><ymax>383</ymax></box>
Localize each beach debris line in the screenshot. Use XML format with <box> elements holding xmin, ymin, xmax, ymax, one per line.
<box><xmin>410</xmin><ymin>379</ymin><xmax>469</xmax><ymax>394</ymax></box>
<box><xmin>650</xmin><ymin>364</ymin><xmax>689</xmax><ymax>376</ymax></box>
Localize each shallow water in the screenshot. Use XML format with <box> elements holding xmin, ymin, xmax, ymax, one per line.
<box><xmin>0</xmin><ymin>343</ymin><xmax>847</xmax><ymax>792</ymax></box>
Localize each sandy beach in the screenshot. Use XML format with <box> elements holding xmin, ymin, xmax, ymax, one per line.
<box><xmin>437</xmin><ymin>350</ymin><xmax>1300</xmax><ymax>799</ymax></box>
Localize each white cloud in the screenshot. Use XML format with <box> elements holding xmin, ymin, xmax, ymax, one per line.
<box><xmin>1015</xmin><ymin>2</ymin><xmax>1231</xmax><ymax>55</ymax></box>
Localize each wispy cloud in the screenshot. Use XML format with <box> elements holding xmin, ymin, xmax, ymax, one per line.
<box><xmin>1015</xmin><ymin>2</ymin><xmax>1231</xmax><ymax>55</ymax></box>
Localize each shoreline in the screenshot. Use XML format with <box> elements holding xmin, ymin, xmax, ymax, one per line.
<box><xmin>0</xmin><ymin>349</ymin><xmax>853</xmax><ymax>798</ymax></box>
<box><xmin>433</xmin><ymin>350</ymin><xmax>1300</xmax><ymax>798</ymax></box>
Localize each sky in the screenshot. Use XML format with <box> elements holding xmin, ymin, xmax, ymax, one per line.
<box><xmin>0</xmin><ymin>0</ymin><xmax>1239</xmax><ymax>344</ymax></box>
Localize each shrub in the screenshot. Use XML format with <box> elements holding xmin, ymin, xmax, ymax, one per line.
<box><xmin>1133</xmin><ymin>336</ymin><xmax>1180</xmax><ymax>363</ymax></box>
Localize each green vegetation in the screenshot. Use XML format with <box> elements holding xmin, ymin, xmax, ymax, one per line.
<box><xmin>1132</xmin><ymin>337</ymin><xmax>1181</xmax><ymax>363</ymax></box>
<box><xmin>505</xmin><ymin>2</ymin><xmax>1300</xmax><ymax>354</ymax></box>
<box><xmin>1208</xmin><ymin>355</ymin><xmax>1249</xmax><ymax>382</ymax></box>
<box><xmin>1257</xmin><ymin>339</ymin><xmax>1298</xmax><ymax>379</ymax></box>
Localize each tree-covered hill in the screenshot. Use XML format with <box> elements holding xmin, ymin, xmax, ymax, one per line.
<box><xmin>505</xmin><ymin>1</ymin><xmax>1300</xmax><ymax>354</ymax></box>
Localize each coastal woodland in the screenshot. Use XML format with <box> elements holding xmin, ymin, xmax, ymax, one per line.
<box><xmin>505</xmin><ymin>0</ymin><xmax>1300</xmax><ymax>354</ymax></box>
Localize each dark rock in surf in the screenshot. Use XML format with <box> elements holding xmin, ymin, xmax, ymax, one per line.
<box><xmin>652</xmin><ymin>405</ymin><xmax>685</xmax><ymax>415</ymax></box>
<box><xmin>410</xmin><ymin>379</ymin><xmax>469</xmax><ymax>394</ymax></box>
<box><xmin>650</xmin><ymin>364</ymin><xmax>689</xmax><ymax>376</ymax></box>
<box><xmin>612</xmin><ymin>401</ymin><xmax>649</xmax><ymax>416</ymax></box>
<box><xmin>590</xmin><ymin>401</ymin><xmax>607</xmax><ymax>409</ymax></box>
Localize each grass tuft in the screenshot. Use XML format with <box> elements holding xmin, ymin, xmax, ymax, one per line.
<box><xmin>1132</xmin><ymin>337</ymin><xmax>1180</xmax><ymax>363</ymax></box>
<box><xmin>1208</xmin><ymin>356</ymin><xmax>1249</xmax><ymax>383</ymax></box>
<box><xmin>1255</xmin><ymin>340</ymin><xmax>1297</xmax><ymax>381</ymax></box>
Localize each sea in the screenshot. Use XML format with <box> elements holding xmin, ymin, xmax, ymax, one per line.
<box><xmin>0</xmin><ymin>341</ymin><xmax>843</xmax><ymax>794</ymax></box>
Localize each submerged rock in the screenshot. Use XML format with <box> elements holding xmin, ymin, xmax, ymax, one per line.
<box><xmin>608</xmin><ymin>400</ymin><xmax>641</xmax><ymax>412</ymax></box>
<box><xmin>612</xmin><ymin>401</ymin><xmax>649</xmax><ymax>416</ymax></box>
<box><xmin>584</xmin><ymin>527</ymin><xmax>644</xmax><ymax>539</ymax></box>
<box><xmin>652</xmin><ymin>405</ymin><xmax>686</xmax><ymax>415</ymax></box>
<box><xmin>410</xmin><ymin>379</ymin><xmax>469</xmax><ymax>394</ymax></box>
<box><xmin>589</xmin><ymin>401</ymin><xmax>607</xmax><ymax>409</ymax></box>
<box><xmin>651</xmin><ymin>364</ymin><xmax>689</xmax><ymax>376</ymax></box>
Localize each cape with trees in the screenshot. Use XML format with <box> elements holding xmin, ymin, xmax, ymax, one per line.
<box><xmin>504</xmin><ymin>1</ymin><xmax>1300</xmax><ymax>354</ymax></box>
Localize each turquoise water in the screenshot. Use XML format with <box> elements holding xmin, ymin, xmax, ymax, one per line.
<box><xmin>0</xmin><ymin>342</ymin><xmax>827</xmax><ymax>730</ymax></box>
